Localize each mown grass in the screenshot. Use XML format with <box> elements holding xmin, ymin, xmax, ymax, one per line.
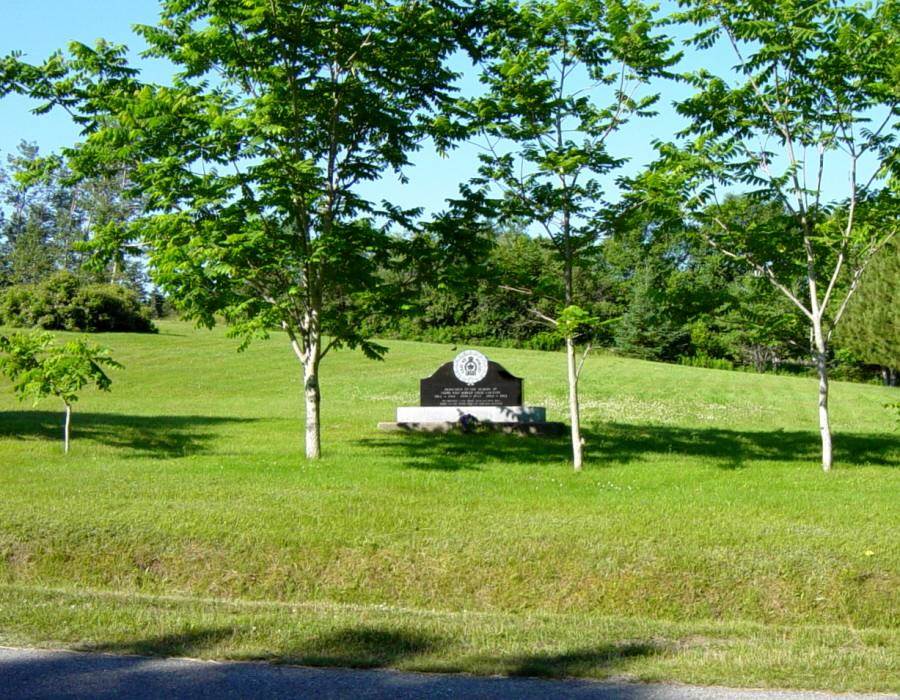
<box><xmin>0</xmin><ymin>320</ymin><xmax>898</xmax><ymax>691</ymax></box>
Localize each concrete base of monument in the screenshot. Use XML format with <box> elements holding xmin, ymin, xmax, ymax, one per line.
<box><xmin>396</xmin><ymin>405</ymin><xmax>546</xmax><ymax>423</ymax></box>
<box><xmin>377</xmin><ymin>420</ymin><xmax>567</xmax><ymax>436</ymax></box>
<box><xmin>380</xmin><ymin>405</ymin><xmax>564</xmax><ymax>435</ymax></box>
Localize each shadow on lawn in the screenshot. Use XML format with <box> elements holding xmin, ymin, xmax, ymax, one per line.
<box><xmin>0</xmin><ymin>410</ymin><xmax>255</xmax><ymax>458</ymax></box>
<box><xmin>73</xmin><ymin>624</ymin><xmax>663</xmax><ymax>680</ymax></box>
<box><xmin>360</xmin><ymin>422</ymin><xmax>900</xmax><ymax>470</ymax></box>
<box><xmin>76</xmin><ymin>627</ymin><xmax>238</xmax><ymax>657</ymax></box>
<box><xmin>72</xmin><ymin>625</ymin><xmax>446</xmax><ymax>669</ymax></box>
<box><xmin>491</xmin><ymin>642</ymin><xmax>663</xmax><ymax>678</ymax></box>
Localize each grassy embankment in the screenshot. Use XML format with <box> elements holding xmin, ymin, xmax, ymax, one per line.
<box><xmin>0</xmin><ymin>320</ymin><xmax>897</xmax><ymax>692</ymax></box>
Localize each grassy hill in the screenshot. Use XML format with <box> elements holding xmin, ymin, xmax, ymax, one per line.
<box><xmin>0</xmin><ymin>320</ymin><xmax>897</xmax><ymax>692</ymax></box>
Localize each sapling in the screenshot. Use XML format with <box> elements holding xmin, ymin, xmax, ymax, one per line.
<box><xmin>0</xmin><ymin>331</ymin><xmax>121</xmax><ymax>453</ymax></box>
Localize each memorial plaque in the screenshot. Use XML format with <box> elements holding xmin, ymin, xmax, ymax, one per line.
<box><xmin>420</xmin><ymin>349</ymin><xmax>523</xmax><ymax>407</ymax></box>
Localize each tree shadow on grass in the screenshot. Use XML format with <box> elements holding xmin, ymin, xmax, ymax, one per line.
<box><xmin>72</xmin><ymin>624</ymin><xmax>663</xmax><ymax>680</ymax></box>
<box><xmin>274</xmin><ymin>631</ymin><xmax>665</xmax><ymax>680</ymax></box>
<box><xmin>360</xmin><ymin>422</ymin><xmax>900</xmax><ymax>471</ymax></box>
<box><xmin>0</xmin><ymin>410</ymin><xmax>256</xmax><ymax>458</ymax></box>
<box><xmin>73</xmin><ymin>624</ymin><xmax>445</xmax><ymax>669</ymax></box>
<box><xmin>279</xmin><ymin>626</ymin><xmax>447</xmax><ymax>669</ymax></box>
<box><xmin>485</xmin><ymin>641</ymin><xmax>664</xmax><ymax>679</ymax></box>
<box><xmin>75</xmin><ymin>627</ymin><xmax>239</xmax><ymax>657</ymax></box>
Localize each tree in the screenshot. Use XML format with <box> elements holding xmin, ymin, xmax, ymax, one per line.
<box><xmin>0</xmin><ymin>142</ymin><xmax>148</xmax><ymax>291</ymax></box>
<box><xmin>0</xmin><ymin>331</ymin><xmax>121</xmax><ymax>453</ymax></box>
<box><xmin>838</xmin><ymin>235</ymin><xmax>899</xmax><ymax>384</ymax></box>
<box><xmin>714</xmin><ymin>274</ymin><xmax>808</xmax><ymax>372</ymax></box>
<box><xmin>1</xmin><ymin>0</ymin><xmax>468</xmax><ymax>459</ymax></box>
<box><xmin>1</xmin><ymin>143</ymin><xmax>61</xmax><ymax>284</ymax></box>
<box><xmin>613</xmin><ymin>259</ymin><xmax>685</xmax><ymax>359</ymax></box>
<box><xmin>76</xmin><ymin>164</ymin><xmax>148</xmax><ymax>291</ymax></box>
<box><xmin>631</xmin><ymin>0</ymin><xmax>899</xmax><ymax>470</ymax></box>
<box><xmin>450</xmin><ymin>0</ymin><xmax>676</xmax><ymax>469</ymax></box>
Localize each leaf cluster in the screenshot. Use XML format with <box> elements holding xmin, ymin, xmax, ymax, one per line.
<box><xmin>0</xmin><ymin>330</ymin><xmax>122</xmax><ymax>407</ymax></box>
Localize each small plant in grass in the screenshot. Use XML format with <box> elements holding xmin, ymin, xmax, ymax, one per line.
<box><xmin>0</xmin><ymin>331</ymin><xmax>121</xmax><ymax>453</ymax></box>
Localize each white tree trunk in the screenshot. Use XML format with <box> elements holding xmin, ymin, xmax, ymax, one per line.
<box><xmin>812</xmin><ymin>317</ymin><xmax>833</xmax><ymax>472</ymax></box>
<box><xmin>63</xmin><ymin>403</ymin><xmax>71</xmax><ymax>455</ymax></box>
<box><xmin>284</xmin><ymin>315</ymin><xmax>322</xmax><ymax>460</ymax></box>
<box><xmin>566</xmin><ymin>336</ymin><xmax>584</xmax><ymax>471</ymax></box>
<box><xmin>303</xmin><ymin>357</ymin><xmax>321</xmax><ymax>460</ymax></box>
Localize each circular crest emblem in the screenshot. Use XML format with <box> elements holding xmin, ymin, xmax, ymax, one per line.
<box><xmin>453</xmin><ymin>349</ymin><xmax>489</xmax><ymax>385</ymax></box>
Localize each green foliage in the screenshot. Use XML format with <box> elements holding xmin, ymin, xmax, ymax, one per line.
<box><xmin>0</xmin><ymin>141</ymin><xmax>147</xmax><ymax>290</ymax></box>
<box><xmin>0</xmin><ymin>271</ymin><xmax>156</xmax><ymax>333</ymax></box>
<box><xmin>838</xmin><ymin>236</ymin><xmax>900</xmax><ymax>371</ymax></box>
<box><xmin>630</xmin><ymin>0</ymin><xmax>899</xmax><ymax>329</ymax></box>
<box><xmin>456</xmin><ymin>0</ymin><xmax>677</xmax><ymax>313</ymax></box>
<box><xmin>0</xmin><ymin>330</ymin><xmax>121</xmax><ymax>409</ymax></box>
<box><xmin>0</xmin><ymin>0</ymin><xmax>477</xmax><ymax>457</ymax></box>
<box><xmin>677</xmin><ymin>352</ymin><xmax>735</xmax><ymax>371</ymax></box>
<box><xmin>613</xmin><ymin>261</ymin><xmax>685</xmax><ymax>360</ymax></box>
<box><xmin>555</xmin><ymin>305</ymin><xmax>598</xmax><ymax>341</ymax></box>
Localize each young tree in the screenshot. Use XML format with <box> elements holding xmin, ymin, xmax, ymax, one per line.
<box><xmin>453</xmin><ymin>0</ymin><xmax>676</xmax><ymax>469</ymax></box>
<box><xmin>0</xmin><ymin>331</ymin><xmax>121</xmax><ymax>453</ymax></box>
<box><xmin>1</xmin><ymin>1</ymin><xmax>467</xmax><ymax>459</ymax></box>
<box><xmin>632</xmin><ymin>0</ymin><xmax>898</xmax><ymax>470</ymax></box>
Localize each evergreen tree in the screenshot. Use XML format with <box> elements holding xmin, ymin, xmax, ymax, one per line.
<box><xmin>8</xmin><ymin>214</ymin><xmax>56</xmax><ymax>284</ymax></box>
<box><xmin>613</xmin><ymin>260</ymin><xmax>684</xmax><ymax>360</ymax></box>
<box><xmin>839</xmin><ymin>236</ymin><xmax>900</xmax><ymax>384</ymax></box>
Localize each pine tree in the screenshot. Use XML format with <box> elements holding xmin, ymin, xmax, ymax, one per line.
<box><xmin>613</xmin><ymin>261</ymin><xmax>684</xmax><ymax>360</ymax></box>
<box><xmin>839</xmin><ymin>237</ymin><xmax>899</xmax><ymax>384</ymax></box>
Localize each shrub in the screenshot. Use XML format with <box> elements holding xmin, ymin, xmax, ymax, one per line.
<box><xmin>678</xmin><ymin>353</ymin><xmax>735</xmax><ymax>371</ymax></box>
<box><xmin>0</xmin><ymin>272</ymin><xmax>156</xmax><ymax>333</ymax></box>
<box><xmin>0</xmin><ymin>284</ymin><xmax>39</xmax><ymax>327</ymax></box>
<box><xmin>524</xmin><ymin>331</ymin><xmax>563</xmax><ymax>351</ymax></box>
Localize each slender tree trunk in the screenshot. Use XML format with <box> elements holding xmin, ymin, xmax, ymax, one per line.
<box><xmin>811</xmin><ymin>317</ymin><xmax>832</xmax><ymax>472</ymax></box>
<box><xmin>303</xmin><ymin>352</ymin><xmax>321</xmax><ymax>460</ymax></box>
<box><xmin>566</xmin><ymin>336</ymin><xmax>584</xmax><ymax>471</ymax></box>
<box><xmin>284</xmin><ymin>315</ymin><xmax>322</xmax><ymax>460</ymax></box>
<box><xmin>63</xmin><ymin>402</ymin><xmax>71</xmax><ymax>455</ymax></box>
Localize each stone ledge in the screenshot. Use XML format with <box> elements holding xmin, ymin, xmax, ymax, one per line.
<box><xmin>377</xmin><ymin>421</ymin><xmax>567</xmax><ymax>436</ymax></box>
<box><xmin>396</xmin><ymin>405</ymin><xmax>546</xmax><ymax>423</ymax></box>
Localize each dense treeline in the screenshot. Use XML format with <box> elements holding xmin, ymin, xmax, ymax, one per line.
<box><xmin>838</xmin><ymin>236</ymin><xmax>900</xmax><ymax>386</ymax></box>
<box><xmin>377</xmin><ymin>200</ymin><xmax>894</xmax><ymax>384</ymax></box>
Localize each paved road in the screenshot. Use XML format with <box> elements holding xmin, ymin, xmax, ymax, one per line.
<box><xmin>0</xmin><ymin>647</ymin><xmax>894</xmax><ymax>700</ymax></box>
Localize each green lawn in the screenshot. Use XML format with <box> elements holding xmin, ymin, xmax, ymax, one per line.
<box><xmin>1</xmin><ymin>320</ymin><xmax>897</xmax><ymax>692</ymax></box>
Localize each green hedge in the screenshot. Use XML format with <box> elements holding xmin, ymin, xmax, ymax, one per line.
<box><xmin>0</xmin><ymin>272</ymin><xmax>156</xmax><ymax>333</ymax></box>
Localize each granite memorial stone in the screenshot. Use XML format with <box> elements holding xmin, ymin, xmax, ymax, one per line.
<box><xmin>420</xmin><ymin>350</ymin><xmax>523</xmax><ymax>407</ymax></box>
<box><xmin>379</xmin><ymin>349</ymin><xmax>563</xmax><ymax>434</ymax></box>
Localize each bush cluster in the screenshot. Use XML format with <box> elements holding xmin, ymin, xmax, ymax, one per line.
<box><xmin>0</xmin><ymin>272</ymin><xmax>156</xmax><ymax>333</ymax></box>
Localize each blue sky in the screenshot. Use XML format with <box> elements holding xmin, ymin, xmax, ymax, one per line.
<box><xmin>0</xmin><ymin>0</ymin><xmax>717</xmax><ymax>217</ymax></box>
